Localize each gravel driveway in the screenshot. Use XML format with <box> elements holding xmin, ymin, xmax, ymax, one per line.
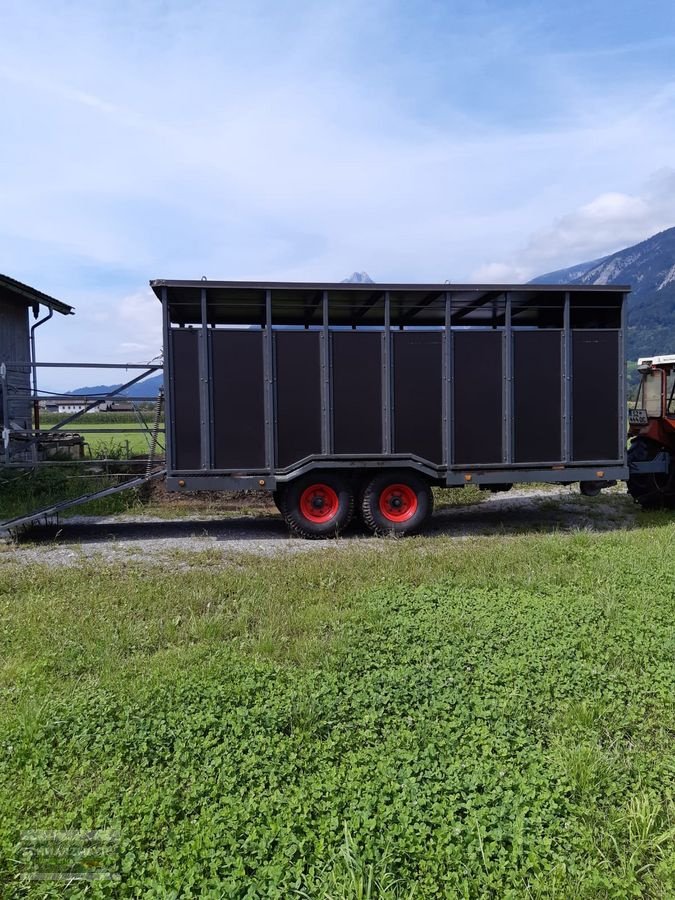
<box><xmin>0</xmin><ymin>486</ymin><xmax>641</xmax><ymax>569</ymax></box>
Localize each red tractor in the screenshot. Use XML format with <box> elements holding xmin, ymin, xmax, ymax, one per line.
<box><xmin>628</xmin><ymin>355</ymin><xmax>675</xmax><ymax>508</ymax></box>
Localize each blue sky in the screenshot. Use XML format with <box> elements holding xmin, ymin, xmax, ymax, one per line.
<box><xmin>1</xmin><ymin>0</ymin><xmax>675</xmax><ymax>387</ymax></box>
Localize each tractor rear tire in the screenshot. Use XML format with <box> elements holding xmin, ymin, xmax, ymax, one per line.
<box><xmin>277</xmin><ymin>474</ymin><xmax>354</xmax><ymax>539</ymax></box>
<box><xmin>627</xmin><ymin>437</ymin><xmax>675</xmax><ymax>509</ymax></box>
<box><xmin>361</xmin><ymin>471</ymin><xmax>433</xmax><ymax>536</ymax></box>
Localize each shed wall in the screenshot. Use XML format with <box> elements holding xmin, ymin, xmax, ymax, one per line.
<box><xmin>0</xmin><ymin>299</ymin><xmax>31</xmax><ymax>429</ymax></box>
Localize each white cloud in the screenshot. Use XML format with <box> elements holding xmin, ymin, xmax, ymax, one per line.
<box><xmin>473</xmin><ymin>168</ymin><xmax>675</xmax><ymax>280</ymax></box>
<box><xmin>117</xmin><ymin>291</ymin><xmax>163</xmax><ymax>362</ymax></box>
<box><xmin>2</xmin><ymin>1</ymin><xmax>675</xmax><ymax>383</ymax></box>
<box><xmin>471</xmin><ymin>261</ymin><xmax>534</xmax><ymax>283</ymax></box>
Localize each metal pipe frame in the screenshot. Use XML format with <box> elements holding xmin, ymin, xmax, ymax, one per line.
<box><xmin>3</xmin><ymin>362</ymin><xmax>164</xmax><ymax>369</ymax></box>
<box><xmin>38</xmin><ymin>368</ymin><xmax>160</xmax><ymax>435</ymax></box>
<box><xmin>0</xmin><ymin>468</ymin><xmax>166</xmax><ymax>531</ymax></box>
<box><xmin>11</xmin><ymin>393</ymin><xmax>162</xmax><ymax>402</ymax></box>
<box><xmin>1</xmin><ymin>356</ymin><xmax>164</xmax><ymax>465</ymax></box>
<box><xmin>3</xmin><ymin>458</ymin><xmax>164</xmax><ymax>468</ymax></box>
<box><xmin>9</xmin><ymin>428</ymin><xmax>165</xmax><ymax>435</ymax></box>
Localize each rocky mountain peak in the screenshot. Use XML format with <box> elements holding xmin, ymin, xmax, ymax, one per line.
<box><xmin>341</xmin><ymin>271</ymin><xmax>374</xmax><ymax>284</ymax></box>
<box><xmin>533</xmin><ymin>226</ymin><xmax>675</xmax><ymax>360</ymax></box>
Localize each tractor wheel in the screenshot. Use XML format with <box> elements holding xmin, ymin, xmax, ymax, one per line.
<box><xmin>277</xmin><ymin>474</ymin><xmax>354</xmax><ymax>539</ymax></box>
<box><xmin>361</xmin><ymin>471</ymin><xmax>433</xmax><ymax>536</ymax></box>
<box><xmin>627</xmin><ymin>437</ymin><xmax>675</xmax><ymax>509</ymax></box>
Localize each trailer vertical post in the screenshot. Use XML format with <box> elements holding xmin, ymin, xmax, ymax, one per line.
<box><xmin>320</xmin><ymin>289</ymin><xmax>331</xmax><ymax>454</ymax></box>
<box><xmin>619</xmin><ymin>291</ymin><xmax>627</xmax><ymax>454</ymax></box>
<box><xmin>382</xmin><ymin>291</ymin><xmax>392</xmax><ymax>453</ymax></box>
<box><xmin>443</xmin><ymin>291</ymin><xmax>452</xmax><ymax>469</ymax></box>
<box><xmin>198</xmin><ymin>287</ymin><xmax>212</xmax><ymax>470</ymax></box>
<box><xmin>562</xmin><ymin>291</ymin><xmax>571</xmax><ymax>462</ymax></box>
<box><xmin>503</xmin><ymin>291</ymin><xmax>513</xmax><ymax>464</ymax></box>
<box><xmin>161</xmin><ymin>286</ymin><xmax>174</xmax><ymax>471</ymax></box>
<box><xmin>263</xmin><ymin>288</ymin><xmax>275</xmax><ymax>473</ymax></box>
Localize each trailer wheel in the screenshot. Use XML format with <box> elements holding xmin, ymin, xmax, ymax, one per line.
<box><xmin>361</xmin><ymin>472</ymin><xmax>433</xmax><ymax>536</ymax></box>
<box><xmin>278</xmin><ymin>474</ymin><xmax>354</xmax><ymax>538</ymax></box>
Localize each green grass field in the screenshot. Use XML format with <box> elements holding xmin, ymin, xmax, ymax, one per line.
<box><xmin>2</xmin><ymin>517</ymin><xmax>675</xmax><ymax>896</ymax></box>
<box><xmin>0</xmin><ymin>422</ymin><xmax>164</xmax><ymax>524</ymax></box>
<box><xmin>67</xmin><ymin>421</ymin><xmax>163</xmax><ymax>457</ymax></box>
<box><xmin>0</xmin><ymin>467</ymin><xmax>149</xmax><ymax>523</ymax></box>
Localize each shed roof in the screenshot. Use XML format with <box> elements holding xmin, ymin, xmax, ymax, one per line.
<box><xmin>0</xmin><ymin>273</ymin><xmax>74</xmax><ymax>316</ymax></box>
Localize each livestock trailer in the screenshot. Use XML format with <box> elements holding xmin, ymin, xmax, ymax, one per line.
<box><xmin>151</xmin><ymin>281</ymin><xmax>629</xmax><ymax>537</ymax></box>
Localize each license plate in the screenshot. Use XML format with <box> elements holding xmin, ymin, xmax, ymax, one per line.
<box><xmin>629</xmin><ymin>408</ymin><xmax>649</xmax><ymax>425</ymax></box>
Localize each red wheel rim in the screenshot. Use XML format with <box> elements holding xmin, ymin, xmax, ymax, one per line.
<box><xmin>299</xmin><ymin>483</ymin><xmax>340</xmax><ymax>524</ymax></box>
<box><xmin>379</xmin><ymin>483</ymin><xmax>418</xmax><ymax>522</ymax></box>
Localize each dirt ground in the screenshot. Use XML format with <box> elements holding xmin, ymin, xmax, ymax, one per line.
<box><xmin>0</xmin><ymin>485</ymin><xmax>641</xmax><ymax>569</ymax></box>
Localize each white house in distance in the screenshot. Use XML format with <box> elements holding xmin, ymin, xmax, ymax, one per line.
<box><xmin>41</xmin><ymin>399</ymin><xmax>136</xmax><ymax>414</ymax></box>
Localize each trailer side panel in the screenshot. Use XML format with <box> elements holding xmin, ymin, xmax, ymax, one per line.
<box><xmin>572</xmin><ymin>330</ymin><xmax>621</xmax><ymax>462</ymax></box>
<box><xmin>211</xmin><ymin>330</ymin><xmax>265</xmax><ymax>469</ymax></box>
<box><xmin>452</xmin><ymin>331</ymin><xmax>503</xmax><ymax>465</ymax></box>
<box><xmin>332</xmin><ymin>331</ymin><xmax>382</xmax><ymax>454</ymax></box>
<box><xmin>275</xmin><ymin>331</ymin><xmax>322</xmax><ymax>467</ymax></box>
<box><xmin>513</xmin><ymin>330</ymin><xmax>562</xmax><ymax>463</ymax></box>
<box><xmin>171</xmin><ymin>328</ymin><xmax>201</xmax><ymax>470</ymax></box>
<box><xmin>393</xmin><ymin>331</ymin><xmax>443</xmax><ymax>463</ymax></box>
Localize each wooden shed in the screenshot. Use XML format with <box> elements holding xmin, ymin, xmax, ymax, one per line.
<box><xmin>0</xmin><ymin>274</ymin><xmax>73</xmax><ymax>438</ymax></box>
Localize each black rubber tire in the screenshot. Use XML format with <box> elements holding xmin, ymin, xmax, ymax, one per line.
<box><xmin>627</xmin><ymin>437</ymin><xmax>675</xmax><ymax>509</ymax></box>
<box><xmin>580</xmin><ymin>481</ymin><xmax>602</xmax><ymax>497</ymax></box>
<box><xmin>361</xmin><ymin>471</ymin><xmax>433</xmax><ymax>537</ymax></box>
<box><xmin>277</xmin><ymin>473</ymin><xmax>354</xmax><ymax>539</ymax></box>
<box><xmin>353</xmin><ymin>480</ymin><xmax>369</xmax><ymax>524</ymax></box>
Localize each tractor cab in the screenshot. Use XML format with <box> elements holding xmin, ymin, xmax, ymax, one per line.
<box><xmin>627</xmin><ymin>356</ymin><xmax>675</xmax><ymax>508</ymax></box>
<box><xmin>630</xmin><ymin>356</ymin><xmax>675</xmax><ymax>440</ymax></box>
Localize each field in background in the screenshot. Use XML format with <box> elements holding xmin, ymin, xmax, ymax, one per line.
<box><xmin>2</xmin><ymin>512</ymin><xmax>675</xmax><ymax>895</ymax></box>
<box><xmin>39</xmin><ymin>413</ymin><xmax>161</xmax><ymax>426</ymax></box>
<box><xmin>31</xmin><ymin>415</ymin><xmax>163</xmax><ymax>459</ymax></box>
<box><xmin>64</xmin><ymin>421</ymin><xmax>162</xmax><ymax>457</ymax></box>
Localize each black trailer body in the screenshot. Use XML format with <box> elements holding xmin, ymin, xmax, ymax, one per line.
<box><xmin>152</xmin><ymin>280</ymin><xmax>628</xmax><ymax>534</ymax></box>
